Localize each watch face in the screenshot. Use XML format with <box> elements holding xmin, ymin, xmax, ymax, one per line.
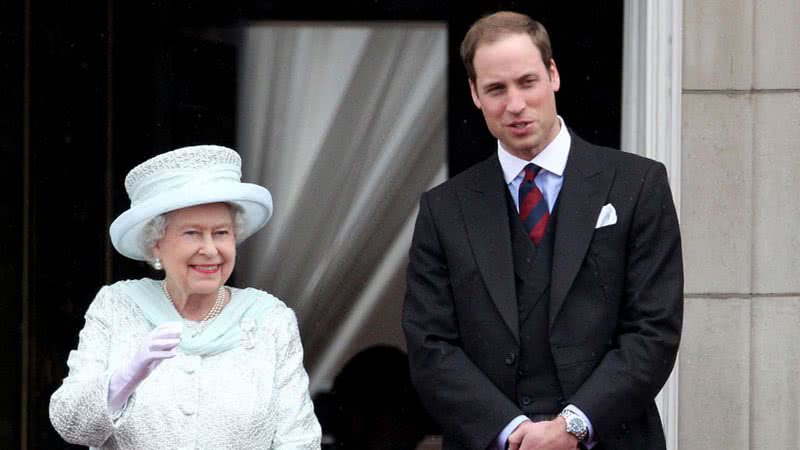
<box><xmin>568</xmin><ymin>416</ymin><xmax>585</xmax><ymax>433</ymax></box>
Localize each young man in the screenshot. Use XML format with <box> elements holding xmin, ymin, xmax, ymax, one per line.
<box><xmin>403</xmin><ymin>11</ymin><xmax>683</xmax><ymax>450</ymax></box>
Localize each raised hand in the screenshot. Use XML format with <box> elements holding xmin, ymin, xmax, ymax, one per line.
<box><xmin>107</xmin><ymin>322</ymin><xmax>183</xmax><ymax>413</ymax></box>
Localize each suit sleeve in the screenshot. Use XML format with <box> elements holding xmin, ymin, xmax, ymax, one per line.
<box><xmin>403</xmin><ymin>192</ymin><xmax>523</xmax><ymax>450</ymax></box>
<box><xmin>569</xmin><ymin>161</ymin><xmax>683</xmax><ymax>441</ymax></box>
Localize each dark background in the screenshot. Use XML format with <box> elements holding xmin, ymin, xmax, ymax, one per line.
<box><xmin>0</xmin><ymin>1</ymin><xmax>622</xmax><ymax>447</ymax></box>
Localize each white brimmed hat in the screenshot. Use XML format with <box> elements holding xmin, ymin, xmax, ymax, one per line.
<box><xmin>110</xmin><ymin>145</ymin><xmax>272</xmax><ymax>261</ymax></box>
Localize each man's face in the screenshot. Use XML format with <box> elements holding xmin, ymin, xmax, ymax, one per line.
<box><xmin>469</xmin><ymin>33</ymin><xmax>561</xmax><ymax>160</ymax></box>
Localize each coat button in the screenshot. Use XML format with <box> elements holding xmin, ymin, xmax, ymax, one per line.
<box><xmin>182</xmin><ymin>355</ymin><xmax>201</xmax><ymax>374</ymax></box>
<box><xmin>504</xmin><ymin>352</ymin><xmax>516</xmax><ymax>365</ymax></box>
<box><xmin>521</xmin><ymin>396</ymin><xmax>531</xmax><ymax>405</ymax></box>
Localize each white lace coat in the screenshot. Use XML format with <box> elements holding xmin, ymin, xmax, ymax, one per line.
<box><xmin>49</xmin><ymin>281</ymin><xmax>321</xmax><ymax>449</ymax></box>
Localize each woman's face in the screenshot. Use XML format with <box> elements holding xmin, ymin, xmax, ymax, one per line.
<box><xmin>154</xmin><ymin>202</ymin><xmax>236</xmax><ymax>298</ymax></box>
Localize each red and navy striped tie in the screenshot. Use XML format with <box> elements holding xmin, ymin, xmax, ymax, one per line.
<box><xmin>518</xmin><ymin>163</ymin><xmax>550</xmax><ymax>245</ymax></box>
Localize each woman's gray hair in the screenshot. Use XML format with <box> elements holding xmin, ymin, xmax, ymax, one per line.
<box><xmin>143</xmin><ymin>202</ymin><xmax>246</xmax><ymax>267</ymax></box>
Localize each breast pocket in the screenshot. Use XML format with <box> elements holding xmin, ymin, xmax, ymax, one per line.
<box><xmin>591</xmin><ymin>223</ymin><xmax>617</xmax><ymax>242</ymax></box>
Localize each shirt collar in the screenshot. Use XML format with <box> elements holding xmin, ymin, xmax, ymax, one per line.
<box><xmin>497</xmin><ymin>115</ymin><xmax>571</xmax><ymax>184</ymax></box>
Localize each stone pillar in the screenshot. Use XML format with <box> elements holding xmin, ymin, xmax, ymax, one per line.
<box><xmin>680</xmin><ymin>0</ymin><xmax>800</xmax><ymax>448</ymax></box>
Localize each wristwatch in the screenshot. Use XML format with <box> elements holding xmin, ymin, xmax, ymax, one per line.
<box><xmin>559</xmin><ymin>409</ymin><xmax>589</xmax><ymax>442</ymax></box>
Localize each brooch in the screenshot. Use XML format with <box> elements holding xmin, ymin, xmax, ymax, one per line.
<box><xmin>240</xmin><ymin>318</ymin><xmax>257</xmax><ymax>349</ymax></box>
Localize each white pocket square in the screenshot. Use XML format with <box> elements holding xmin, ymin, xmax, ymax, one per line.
<box><xmin>595</xmin><ymin>203</ymin><xmax>617</xmax><ymax>229</ymax></box>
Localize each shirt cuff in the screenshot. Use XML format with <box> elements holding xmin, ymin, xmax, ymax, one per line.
<box><xmin>564</xmin><ymin>404</ymin><xmax>596</xmax><ymax>448</ymax></box>
<box><xmin>495</xmin><ymin>415</ymin><xmax>529</xmax><ymax>450</ymax></box>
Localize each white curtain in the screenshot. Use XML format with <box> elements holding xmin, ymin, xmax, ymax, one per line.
<box><xmin>236</xmin><ymin>23</ymin><xmax>447</xmax><ymax>383</ymax></box>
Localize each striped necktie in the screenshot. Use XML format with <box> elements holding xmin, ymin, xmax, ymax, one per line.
<box><xmin>518</xmin><ymin>163</ymin><xmax>550</xmax><ymax>245</ymax></box>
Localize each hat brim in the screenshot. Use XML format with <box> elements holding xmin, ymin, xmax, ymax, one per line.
<box><xmin>110</xmin><ymin>181</ymin><xmax>272</xmax><ymax>261</ymax></box>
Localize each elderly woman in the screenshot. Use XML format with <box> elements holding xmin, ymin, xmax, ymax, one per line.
<box><xmin>49</xmin><ymin>145</ymin><xmax>321</xmax><ymax>449</ymax></box>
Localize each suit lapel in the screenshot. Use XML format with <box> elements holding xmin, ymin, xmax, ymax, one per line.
<box><xmin>457</xmin><ymin>157</ymin><xmax>519</xmax><ymax>343</ymax></box>
<box><xmin>550</xmin><ymin>134</ymin><xmax>615</xmax><ymax>329</ymax></box>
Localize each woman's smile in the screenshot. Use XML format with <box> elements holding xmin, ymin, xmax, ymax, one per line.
<box><xmin>190</xmin><ymin>264</ymin><xmax>221</xmax><ymax>274</ymax></box>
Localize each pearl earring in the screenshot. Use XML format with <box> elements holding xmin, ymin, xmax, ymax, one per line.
<box><xmin>153</xmin><ymin>258</ymin><xmax>163</xmax><ymax>270</ymax></box>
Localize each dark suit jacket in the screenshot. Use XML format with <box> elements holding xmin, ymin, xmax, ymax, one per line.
<box><xmin>402</xmin><ymin>133</ymin><xmax>683</xmax><ymax>450</ymax></box>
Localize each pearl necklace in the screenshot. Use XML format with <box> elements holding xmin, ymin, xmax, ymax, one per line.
<box><xmin>162</xmin><ymin>280</ymin><xmax>225</xmax><ymax>336</ymax></box>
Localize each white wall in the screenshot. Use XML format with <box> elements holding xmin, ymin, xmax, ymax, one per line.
<box><xmin>680</xmin><ymin>0</ymin><xmax>800</xmax><ymax>447</ymax></box>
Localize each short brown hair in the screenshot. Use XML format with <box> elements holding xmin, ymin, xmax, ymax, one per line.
<box><xmin>460</xmin><ymin>11</ymin><xmax>553</xmax><ymax>83</ymax></box>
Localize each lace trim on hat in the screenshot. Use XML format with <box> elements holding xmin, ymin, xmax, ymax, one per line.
<box><xmin>125</xmin><ymin>146</ymin><xmax>241</xmax><ymax>195</ymax></box>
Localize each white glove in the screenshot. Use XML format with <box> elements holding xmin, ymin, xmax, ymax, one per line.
<box><xmin>107</xmin><ymin>322</ymin><xmax>183</xmax><ymax>414</ymax></box>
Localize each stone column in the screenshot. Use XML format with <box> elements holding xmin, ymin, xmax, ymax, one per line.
<box><xmin>680</xmin><ymin>0</ymin><xmax>800</xmax><ymax>448</ymax></box>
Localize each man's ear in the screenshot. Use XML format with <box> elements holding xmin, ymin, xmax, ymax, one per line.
<box><xmin>469</xmin><ymin>79</ymin><xmax>482</xmax><ymax>109</ymax></box>
<box><xmin>548</xmin><ymin>59</ymin><xmax>561</xmax><ymax>92</ymax></box>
